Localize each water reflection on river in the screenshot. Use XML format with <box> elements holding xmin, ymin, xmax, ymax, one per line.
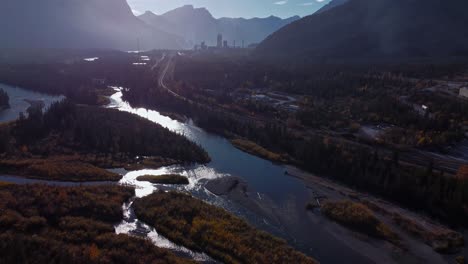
<box><xmin>0</xmin><ymin>84</ymin><xmax>64</xmax><ymax>123</ymax></box>
<box><xmin>0</xmin><ymin>85</ymin><xmax>373</xmax><ymax>263</ymax></box>
<box><xmin>108</xmin><ymin>88</ymin><xmax>373</xmax><ymax>264</ymax></box>
<box><xmin>107</xmin><ymin>89</ymin><xmax>309</xmax><ymax>204</ymax></box>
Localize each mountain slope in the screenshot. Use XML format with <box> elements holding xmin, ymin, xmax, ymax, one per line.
<box><xmin>0</xmin><ymin>0</ymin><xmax>184</xmax><ymax>50</ymax></box>
<box><xmin>316</xmin><ymin>0</ymin><xmax>349</xmax><ymax>14</ymax></box>
<box><xmin>139</xmin><ymin>5</ymin><xmax>300</xmax><ymax>47</ymax></box>
<box><xmin>256</xmin><ymin>0</ymin><xmax>468</xmax><ymax>62</ymax></box>
<box><xmin>140</xmin><ymin>5</ymin><xmax>217</xmax><ymax>47</ymax></box>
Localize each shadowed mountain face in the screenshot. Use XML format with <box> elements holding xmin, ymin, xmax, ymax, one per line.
<box><xmin>256</xmin><ymin>0</ymin><xmax>468</xmax><ymax>63</ymax></box>
<box><xmin>0</xmin><ymin>0</ymin><xmax>184</xmax><ymax>50</ymax></box>
<box><xmin>139</xmin><ymin>5</ymin><xmax>300</xmax><ymax>47</ymax></box>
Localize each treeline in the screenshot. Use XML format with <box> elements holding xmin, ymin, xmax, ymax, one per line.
<box><xmin>0</xmin><ymin>88</ymin><xmax>8</xmax><ymax>109</ymax></box>
<box><xmin>384</xmin><ymin>63</ymin><xmax>467</xmax><ymax>79</ymax></box>
<box><xmin>133</xmin><ymin>191</ymin><xmax>317</xmax><ymax>264</ymax></box>
<box><xmin>173</xmin><ymin>55</ymin><xmax>415</xmax><ymax>98</ymax></box>
<box><xmin>1</xmin><ymin>100</ymin><xmax>210</xmax><ymax>164</ymax></box>
<box><xmin>0</xmin><ymin>184</ymin><xmax>192</xmax><ymax>264</ymax></box>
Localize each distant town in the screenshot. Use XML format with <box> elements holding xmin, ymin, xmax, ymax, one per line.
<box><xmin>194</xmin><ymin>33</ymin><xmax>256</xmax><ymax>51</ymax></box>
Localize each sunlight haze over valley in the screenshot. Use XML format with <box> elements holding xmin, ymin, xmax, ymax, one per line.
<box><xmin>1</xmin><ymin>0</ymin><xmax>468</xmax><ymax>263</ymax></box>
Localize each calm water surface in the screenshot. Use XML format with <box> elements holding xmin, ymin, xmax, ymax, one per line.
<box><xmin>0</xmin><ymin>83</ymin><xmax>64</xmax><ymax>123</ymax></box>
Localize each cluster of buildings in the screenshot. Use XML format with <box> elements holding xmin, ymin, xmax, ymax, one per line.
<box><xmin>194</xmin><ymin>34</ymin><xmax>246</xmax><ymax>51</ymax></box>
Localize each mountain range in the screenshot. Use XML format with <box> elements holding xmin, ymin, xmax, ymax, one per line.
<box><xmin>0</xmin><ymin>0</ymin><xmax>184</xmax><ymax>50</ymax></box>
<box><xmin>139</xmin><ymin>5</ymin><xmax>300</xmax><ymax>47</ymax></box>
<box><xmin>256</xmin><ymin>0</ymin><xmax>468</xmax><ymax>63</ymax></box>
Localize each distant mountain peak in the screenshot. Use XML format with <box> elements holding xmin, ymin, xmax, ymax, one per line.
<box><xmin>140</xmin><ymin>10</ymin><xmax>157</xmax><ymax>19</ymax></box>
<box><xmin>167</xmin><ymin>5</ymin><xmax>210</xmax><ymax>14</ymax></box>
<box><xmin>0</xmin><ymin>0</ymin><xmax>185</xmax><ymax>50</ymax></box>
<box><xmin>161</xmin><ymin>4</ymin><xmax>215</xmax><ymax>22</ymax></box>
<box><xmin>139</xmin><ymin>5</ymin><xmax>300</xmax><ymax>47</ymax></box>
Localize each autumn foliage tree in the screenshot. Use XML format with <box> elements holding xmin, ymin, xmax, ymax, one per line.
<box><xmin>457</xmin><ymin>165</ymin><xmax>468</xmax><ymax>180</ymax></box>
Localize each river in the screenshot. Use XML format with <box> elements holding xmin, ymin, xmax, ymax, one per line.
<box><xmin>0</xmin><ymin>85</ymin><xmax>373</xmax><ymax>263</ymax></box>
<box><xmin>107</xmin><ymin>88</ymin><xmax>374</xmax><ymax>264</ymax></box>
<box><xmin>0</xmin><ymin>83</ymin><xmax>64</xmax><ymax>123</ymax></box>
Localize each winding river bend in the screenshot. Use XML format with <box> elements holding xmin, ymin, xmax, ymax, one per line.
<box><xmin>0</xmin><ymin>85</ymin><xmax>373</xmax><ymax>263</ymax></box>
<box><xmin>107</xmin><ymin>89</ymin><xmax>374</xmax><ymax>264</ymax></box>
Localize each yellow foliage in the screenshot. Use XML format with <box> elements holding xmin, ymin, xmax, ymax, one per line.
<box><xmin>457</xmin><ymin>165</ymin><xmax>468</xmax><ymax>180</ymax></box>
<box><xmin>322</xmin><ymin>200</ymin><xmax>400</xmax><ymax>244</ymax></box>
<box><xmin>88</xmin><ymin>243</ymin><xmax>101</xmax><ymax>261</ymax></box>
<box><xmin>230</xmin><ymin>139</ymin><xmax>287</xmax><ymax>163</ymax></box>
<box><xmin>20</xmin><ymin>145</ymin><xmax>28</xmax><ymax>153</ymax></box>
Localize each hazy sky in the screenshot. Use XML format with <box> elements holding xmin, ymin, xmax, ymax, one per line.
<box><xmin>128</xmin><ymin>0</ymin><xmax>332</xmax><ymax>18</ymax></box>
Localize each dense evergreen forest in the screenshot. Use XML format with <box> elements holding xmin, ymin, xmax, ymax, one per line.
<box><xmin>0</xmin><ymin>184</ymin><xmax>193</xmax><ymax>264</ymax></box>
<box><xmin>0</xmin><ymin>100</ymin><xmax>209</xmax><ymax>164</ymax></box>
<box><xmin>0</xmin><ymin>88</ymin><xmax>9</xmax><ymax>109</ymax></box>
<box><xmin>172</xmin><ymin>56</ymin><xmax>467</xmax><ymax>148</ymax></box>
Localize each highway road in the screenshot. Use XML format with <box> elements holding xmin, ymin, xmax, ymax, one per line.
<box><xmin>153</xmin><ymin>52</ymin><xmax>273</xmax><ymax>125</ymax></box>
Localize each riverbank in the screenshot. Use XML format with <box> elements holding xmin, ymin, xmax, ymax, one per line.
<box><xmin>286</xmin><ymin>165</ymin><xmax>467</xmax><ymax>261</ymax></box>
<box><xmin>133</xmin><ymin>191</ymin><xmax>317</xmax><ymax>264</ymax></box>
